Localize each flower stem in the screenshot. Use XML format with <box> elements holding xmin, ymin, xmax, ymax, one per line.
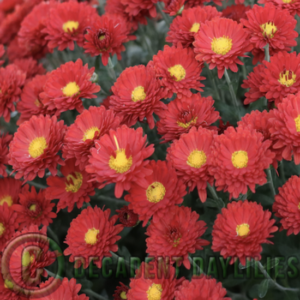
<box><xmin>266</xmin><ymin>168</ymin><xmax>276</xmax><ymax>197</ymax></box>
<box><xmin>279</xmin><ymin>161</ymin><xmax>285</xmax><ymax>182</ymax></box>
<box><xmin>206</xmin><ymin>65</ymin><xmax>223</xmax><ymax>102</ymax></box>
<box><xmin>189</xmin><ymin>255</ymin><xmax>204</xmax><ymax>275</ymax></box>
<box><xmin>207</xmin><ymin>183</ymin><xmax>219</xmax><ymax>201</ymax></box>
<box><xmin>264</xmin><ymin>43</ymin><xmax>270</xmax><ymax>62</ymax></box>
<box><xmin>27</xmin><ymin>181</ymin><xmax>47</xmax><ymax>189</ymax></box>
<box><xmin>106</xmin><ymin>57</ymin><xmax>116</xmax><ymax>81</ymax></box>
<box><xmin>83</xmin><ymin>289</ymin><xmax>108</xmax><ymax>300</ymax></box>
<box><xmin>96</xmin><ymin>195</ymin><xmax>127</xmax><ymax>205</ymax></box>
<box><xmin>156</xmin><ymin>2</ymin><xmax>171</xmax><ymax>26</ymax></box>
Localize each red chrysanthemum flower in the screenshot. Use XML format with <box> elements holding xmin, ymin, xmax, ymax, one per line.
<box><xmin>12</xmin><ymin>186</ymin><xmax>56</xmax><ymax>230</ymax></box>
<box><xmin>0</xmin><ymin>0</ymin><xmax>23</xmax><ymax>13</ymax></box>
<box><xmin>83</xmin><ymin>14</ymin><xmax>135</xmax><ymax>66</ymax></box>
<box><xmin>156</xmin><ymin>94</ymin><xmax>220</xmax><ymax>143</ymax></box>
<box><xmin>162</xmin><ymin>0</ymin><xmax>185</xmax><ymax>16</ymax></box>
<box><xmin>62</xmin><ymin>106</ymin><xmax>121</xmax><ymax>170</ymax></box>
<box><xmin>175</xmin><ymin>276</ymin><xmax>231</xmax><ymax>300</ymax></box>
<box><xmin>185</xmin><ymin>0</ymin><xmax>222</xmax><ymax>7</ymax></box>
<box><xmin>194</xmin><ymin>17</ymin><xmax>252</xmax><ymax>78</ymax></box>
<box><xmin>146</xmin><ymin>206</ymin><xmax>209</xmax><ymax>269</ymax></box>
<box><xmin>36</xmin><ymin>277</ymin><xmax>88</xmax><ymax>300</ymax></box>
<box><xmin>6</xmin><ymin>37</ymin><xmax>31</xmax><ymax>62</ymax></box>
<box><xmin>0</xmin><ymin>64</ymin><xmax>26</xmax><ymax>122</ymax></box>
<box><xmin>86</xmin><ymin>125</ymin><xmax>154</xmax><ymax>198</ymax></box>
<box><xmin>64</xmin><ymin>206</ymin><xmax>123</xmax><ymax>269</ymax></box>
<box><xmin>40</xmin><ymin>59</ymin><xmax>100</xmax><ymax>115</ymax></box>
<box><xmin>241</xmin><ymin>4</ymin><xmax>297</xmax><ymax>64</ymax></box>
<box><xmin>120</xmin><ymin>0</ymin><xmax>157</xmax><ymax>22</ymax></box>
<box><xmin>0</xmin><ymin>133</ymin><xmax>13</xmax><ymax>177</ymax></box>
<box><xmin>125</xmin><ymin>160</ymin><xmax>186</xmax><ymax>226</ymax></box>
<box><xmin>9</xmin><ymin>115</ymin><xmax>66</xmax><ymax>181</ymax></box>
<box><xmin>209</xmin><ymin>126</ymin><xmax>274</xmax><ymax>199</ymax></box>
<box><xmin>273</xmin><ymin>175</ymin><xmax>300</xmax><ymax>235</ymax></box>
<box><xmin>0</xmin><ymin>177</ymin><xmax>22</xmax><ymax>209</ymax></box>
<box><xmin>0</xmin><ymin>202</ymin><xmax>19</xmax><ymax>251</ymax></box>
<box><xmin>166</xmin><ymin>6</ymin><xmax>221</xmax><ymax>48</ymax></box>
<box><xmin>13</xmin><ymin>57</ymin><xmax>45</xmax><ymax>81</ymax></box>
<box><xmin>0</xmin><ymin>44</ymin><xmax>5</xmax><ymax>66</ymax></box>
<box><xmin>212</xmin><ymin>200</ymin><xmax>277</xmax><ymax>265</ymax></box>
<box><xmin>127</xmin><ymin>260</ymin><xmax>177</xmax><ymax>300</ymax></box>
<box><xmin>222</xmin><ymin>4</ymin><xmax>251</xmax><ymax>23</ymax></box>
<box><xmin>241</xmin><ymin>64</ymin><xmax>265</xmax><ymax>105</ymax></box>
<box><xmin>113</xmin><ymin>282</ymin><xmax>129</xmax><ymax>300</ymax></box>
<box><xmin>151</xmin><ymin>44</ymin><xmax>205</xmax><ymax>98</ymax></box>
<box><xmin>116</xmin><ymin>206</ymin><xmax>139</xmax><ymax>227</ymax></box>
<box><xmin>0</xmin><ymin>272</ymin><xmax>27</xmax><ymax>300</ymax></box>
<box><xmin>46</xmin><ymin>158</ymin><xmax>96</xmax><ymax>213</ymax></box>
<box><xmin>258</xmin><ymin>0</ymin><xmax>300</xmax><ymax>17</ymax></box>
<box><xmin>43</xmin><ymin>1</ymin><xmax>98</xmax><ymax>51</ymax></box>
<box><xmin>109</xmin><ymin>64</ymin><xmax>167</xmax><ymax>129</ymax></box>
<box><xmin>268</xmin><ymin>93</ymin><xmax>300</xmax><ymax>164</ymax></box>
<box><xmin>166</xmin><ymin>127</ymin><xmax>215</xmax><ymax>202</ymax></box>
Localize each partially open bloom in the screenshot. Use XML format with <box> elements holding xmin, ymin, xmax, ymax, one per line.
<box><xmin>241</xmin><ymin>4</ymin><xmax>297</xmax><ymax>64</ymax></box>
<box><xmin>268</xmin><ymin>93</ymin><xmax>300</xmax><ymax>164</ymax></box>
<box><xmin>127</xmin><ymin>260</ymin><xmax>177</xmax><ymax>300</ymax></box>
<box><xmin>162</xmin><ymin>0</ymin><xmax>185</xmax><ymax>16</ymax></box>
<box><xmin>0</xmin><ymin>134</ymin><xmax>13</xmax><ymax>177</ymax></box>
<box><xmin>83</xmin><ymin>14</ymin><xmax>135</xmax><ymax>66</ymax></box>
<box><xmin>109</xmin><ymin>64</ymin><xmax>167</xmax><ymax>129</ymax></box>
<box><xmin>46</xmin><ymin>158</ymin><xmax>96</xmax><ymax>212</ymax></box>
<box><xmin>175</xmin><ymin>277</ymin><xmax>231</xmax><ymax>300</ymax></box>
<box><xmin>273</xmin><ymin>175</ymin><xmax>300</xmax><ymax>235</ymax></box>
<box><xmin>194</xmin><ymin>17</ymin><xmax>252</xmax><ymax>78</ymax></box>
<box><xmin>0</xmin><ymin>64</ymin><xmax>26</xmax><ymax>122</ymax></box>
<box><xmin>212</xmin><ymin>200</ymin><xmax>277</xmax><ymax>265</ymax></box>
<box><xmin>9</xmin><ymin>115</ymin><xmax>66</xmax><ymax>181</ymax></box>
<box><xmin>166</xmin><ymin>6</ymin><xmax>221</xmax><ymax>48</ymax></box>
<box><xmin>116</xmin><ymin>206</ymin><xmax>139</xmax><ymax>227</ymax></box>
<box><xmin>151</xmin><ymin>44</ymin><xmax>205</xmax><ymax>98</ymax></box>
<box><xmin>209</xmin><ymin>126</ymin><xmax>274</xmax><ymax>199</ymax></box>
<box><xmin>222</xmin><ymin>4</ymin><xmax>250</xmax><ymax>23</ymax></box>
<box><xmin>146</xmin><ymin>206</ymin><xmax>209</xmax><ymax>269</ymax></box>
<box><xmin>64</xmin><ymin>206</ymin><xmax>123</xmax><ymax>269</ymax></box>
<box><xmin>86</xmin><ymin>125</ymin><xmax>154</xmax><ymax>198</ymax></box>
<box><xmin>0</xmin><ymin>178</ymin><xmax>22</xmax><ymax>209</ymax></box>
<box><xmin>43</xmin><ymin>1</ymin><xmax>98</xmax><ymax>51</ymax></box>
<box><xmin>40</xmin><ymin>59</ymin><xmax>100</xmax><ymax>115</ymax></box>
<box><xmin>167</xmin><ymin>127</ymin><xmax>215</xmax><ymax>202</ymax></box>
<box><xmin>113</xmin><ymin>282</ymin><xmax>129</xmax><ymax>300</ymax></box>
<box><xmin>13</xmin><ymin>58</ymin><xmax>45</xmax><ymax>81</ymax></box>
<box><xmin>258</xmin><ymin>0</ymin><xmax>300</xmax><ymax>17</ymax></box>
<box><xmin>125</xmin><ymin>160</ymin><xmax>186</xmax><ymax>226</ymax></box>
<box><xmin>156</xmin><ymin>94</ymin><xmax>220</xmax><ymax>143</ymax></box>
<box><xmin>63</xmin><ymin>106</ymin><xmax>121</xmax><ymax>170</ymax></box>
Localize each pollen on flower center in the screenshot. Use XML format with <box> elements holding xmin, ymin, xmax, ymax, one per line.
<box><xmin>4</xmin><ymin>279</ymin><xmax>13</xmax><ymax>289</ymax></box>
<box><xmin>62</xmin><ymin>81</ymin><xmax>80</xmax><ymax>97</ymax></box>
<box><xmin>187</xmin><ymin>150</ymin><xmax>207</xmax><ymax>168</ymax></box>
<box><xmin>29</xmin><ymin>204</ymin><xmax>36</xmax><ymax>211</ymax></box>
<box><xmin>82</xmin><ymin>127</ymin><xmax>99</xmax><ymax>141</ymax></box>
<box><xmin>120</xmin><ymin>291</ymin><xmax>127</xmax><ymax>299</ymax></box>
<box><xmin>168</xmin><ymin>64</ymin><xmax>186</xmax><ymax>81</ymax></box>
<box><xmin>177</xmin><ymin>117</ymin><xmax>198</xmax><ymax>129</ymax></box>
<box><xmin>22</xmin><ymin>251</ymin><xmax>35</xmax><ymax>267</ymax></box>
<box><xmin>231</xmin><ymin>150</ymin><xmax>248</xmax><ymax>169</ymax></box>
<box><xmin>260</xmin><ymin>22</ymin><xmax>277</xmax><ymax>38</ymax></box>
<box><xmin>211</xmin><ymin>36</ymin><xmax>232</xmax><ymax>55</ymax></box>
<box><xmin>131</xmin><ymin>86</ymin><xmax>146</xmax><ymax>102</ymax></box>
<box><xmin>34</xmin><ymin>99</ymin><xmax>41</xmax><ymax>107</ymax></box>
<box><xmin>28</xmin><ymin>137</ymin><xmax>47</xmax><ymax>158</ymax></box>
<box><xmin>190</xmin><ymin>22</ymin><xmax>200</xmax><ymax>33</ymax></box>
<box><xmin>298</xmin><ymin>202</ymin><xmax>300</xmax><ymax>209</ymax></box>
<box><xmin>147</xmin><ymin>283</ymin><xmax>163</xmax><ymax>300</ymax></box>
<box><xmin>0</xmin><ymin>195</ymin><xmax>13</xmax><ymax>206</ymax></box>
<box><xmin>84</xmin><ymin>228</ymin><xmax>99</xmax><ymax>245</ymax></box>
<box><xmin>65</xmin><ymin>172</ymin><xmax>83</xmax><ymax>193</ymax></box>
<box><xmin>0</xmin><ymin>223</ymin><xmax>5</xmax><ymax>236</ymax></box>
<box><xmin>278</xmin><ymin>70</ymin><xmax>296</xmax><ymax>87</ymax></box>
<box><xmin>236</xmin><ymin>223</ymin><xmax>250</xmax><ymax>237</ymax></box>
<box><xmin>294</xmin><ymin>115</ymin><xmax>300</xmax><ymax>132</ymax></box>
<box><xmin>146</xmin><ymin>182</ymin><xmax>166</xmax><ymax>203</ymax></box>
<box><xmin>62</xmin><ymin>20</ymin><xmax>79</xmax><ymax>33</ymax></box>
<box><xmin>99</xmin><ymin>34</ymin><xmax>106</xmax><ymax>41</ymax></box>
<box><xmin>282</xmin><ymin>0</ymin><xmax>292</xmax><ymax>3</ymax></box>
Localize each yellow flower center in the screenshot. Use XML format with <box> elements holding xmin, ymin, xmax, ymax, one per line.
<box><xmin>62</xmin><ymin>82</ymin><xmax>80</xmax><ymax>97</ymax></box>
<box><xmin>109</xmin><ymin>136</ymin><xmax>133</xmax><ymax>174</ymax></box>
<box><xmin>4</xmin><ymin>279</ymin><xmax>13</xmax><ymax>289</ymax></box>
<box><xmin>231</xmin><ymin>151</ymin><xmax>248</xmax><ymax>169</ymax></box>
<box><xmin>187</xmin><ymin>150</ymin><xmax>206</xmax><ymax>168</ymax></box>
<box><xmin>29</xmin><ymin>204</ymin><xmax>36</xmax><ymax>211</ymax></box>
<box><xmin>236</xmin><ymin>223</ymin><xmax>250</xmax><ymax>237</ymax></box>
<box><xmin>173</xmin><ymin>238</ymin><xmax>181</xmax><ymax>247</ymax></box>
<box><xmin>28</xmin><ymin>137</ymin><xmax>47</xmax><ymax>158</ymax></box>
<box><xmin>120</xmin><ymin>291</ymin><xmax>127</xmax><ymax>299</ymax></box>
<box><xmin>146</xmin><ymin>182</ymin><xmax>166</xmax><ymax>203</ymax></box>
<box><xmin>22</xmin><ymin>251</ymin><xmax>35</xmax><ymax>267</ymax></box>
<box><xmin>211</xmin><ymin>36</ymin><xmax>232</xmax><ymax>55</ymax></box>
<box><xmin>99</xmin><ymin>34</ymin><xmax>106</xmax><ymax>41</ymax></box>
<box><xmin>0</xmin><ymin>223</ymin><xmax>5</xmax><ymax>236</ymax></box>
<box><xmin>260</xmin><ymin>22</ymin><xmax>277</xmax><ymax>38</ymax></box>
<box><xmin>0</xmin><ymin>195</ymin><xmax>13</xmax><ymax>206</ymax></box>
<box><xmin>278</xmin><ymin>70</ymin><xmax>296</xmax><ymax>87</ymax></box>
<box><xmin>82</xmin><ymin>127</ymin><xmax>99</xmax><ymax>141</ymax></box>
<box><xmin>62</xmin><ymin>20</ymin><xmax>79</xmax><ymax>33</ymax></box>
<box><xmin>147</xmin><ymin>283</ymin><xmax>162</xmax><ymax>300</ymax></box>
<box><xmin>34</xmin><ymin>99</ymin><xmax>41</xmax><ymax>107</ymax></box>
<box><xmin>85</xmin><ymin>228</ymin><xmax>99</xmax><ymax>245</ymax></box>
<box><xmin>190</xmin><ymin>22</ymin><xmax>200</xmax><ymax>33</ymax></box>
<box><xmin>65</xmin><ymin>172</ymin><xmax>83</xmax><ymax>193</ymax></box>
<box><xmin>131</xmin><ymin>86</ymin><xmax>146</xmax><ymax>102</ymax></box>
<box><xmin>177</xmin><ymin>117</ymin><xmax>198</xmax><ymax>129</ymax></box>
<box><xmin>298</xmin><ymin>202</ymin><xmax>300</xmax><ymax>209</ymax></box>
<box><xmin>168</xmin><ymin>64</ymin><xmax>186</xmax><ymax>81</ymax></box>
<box><xmin>282</xmin><ymin>0</ymin><xmax>292</xmax><ymax>3</ymax></box>
<box><xmin>294</xmin><ymin>115</ymin><xmax>300</xmax><ymax>132</ymax></box>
